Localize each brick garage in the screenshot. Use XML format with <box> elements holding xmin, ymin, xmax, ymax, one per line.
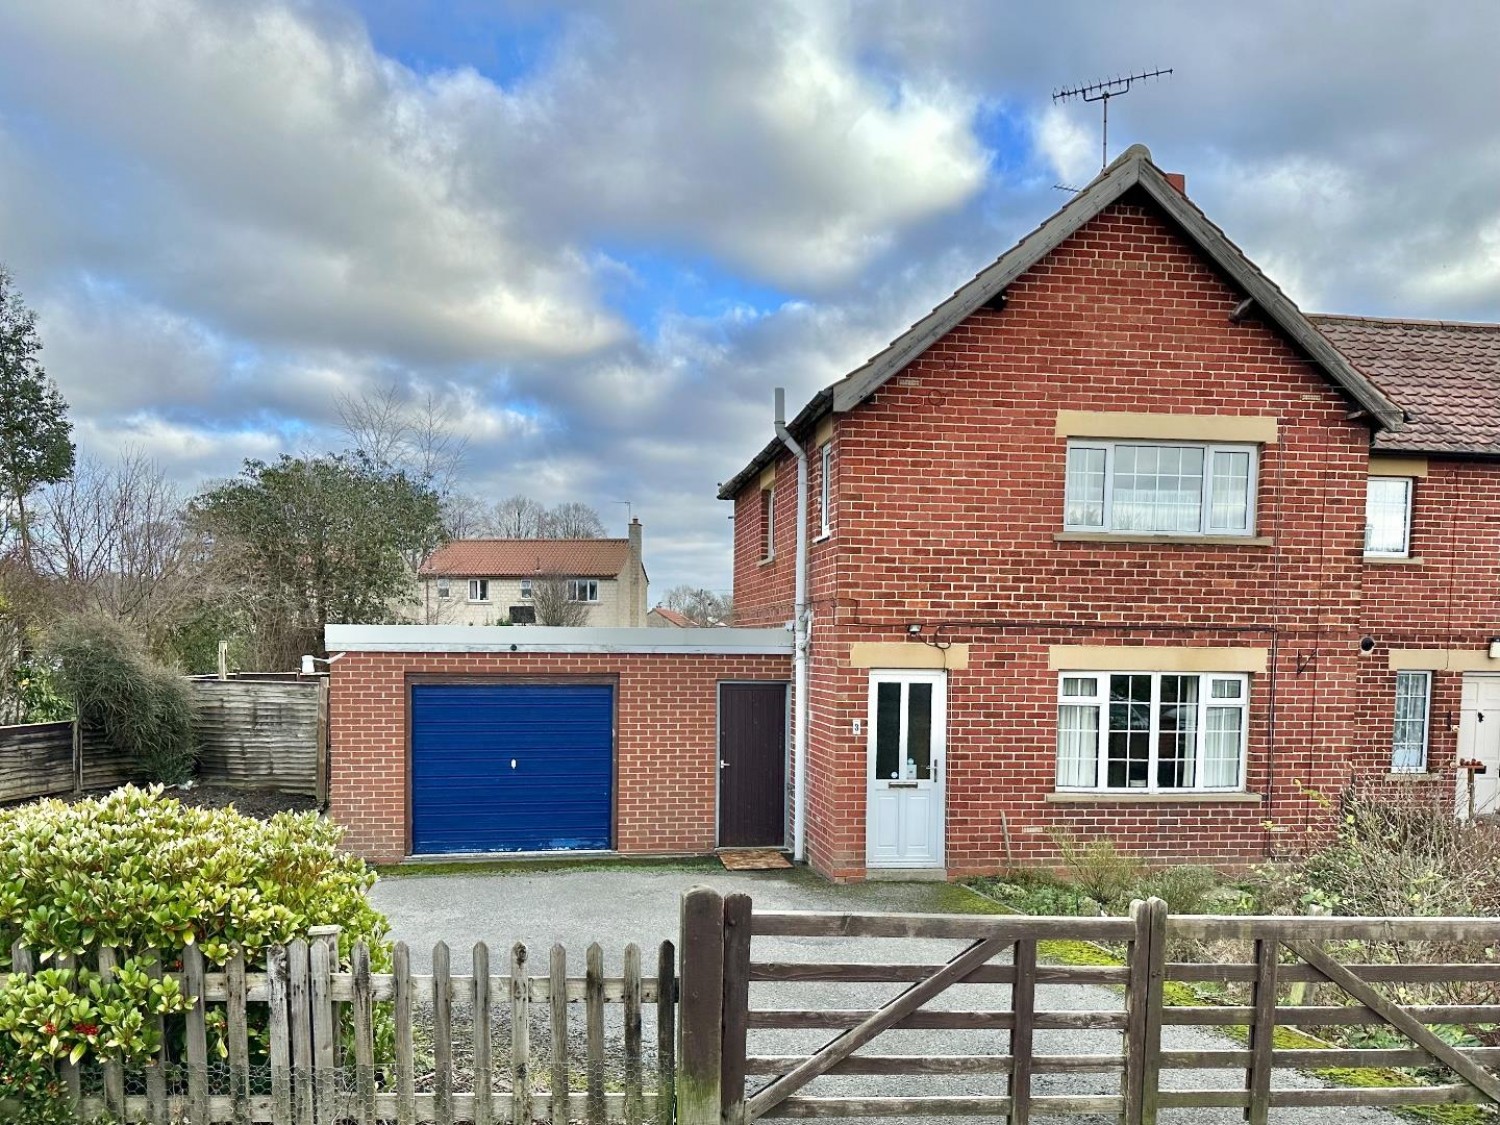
<box><xmin>324</xmin><ymin>626</ymin><xmax>791</xmax><ymax>864</ymax></box>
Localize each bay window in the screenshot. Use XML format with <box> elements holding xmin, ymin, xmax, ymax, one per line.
<box><xmin>1056</xmin><ymin>672</ymin><xmax>1248</xmax><ymax>792</ymax></box>
<box><xmin>1065</xmin><ymin>441</ymin><xmax>1257</xmax><ymax>536</ymax></box>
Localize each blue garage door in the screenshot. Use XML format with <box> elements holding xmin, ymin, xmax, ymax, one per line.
<box><xmin>411</xmin><ymin>682</ymin><xmax>614</xmax><ymax>854</ymax></box>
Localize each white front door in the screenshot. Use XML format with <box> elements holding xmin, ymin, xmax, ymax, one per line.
<box><xmin>1457</xmin><ymin>675</ymin><xmax>1500</xmax><ymax>818</ymax></box>
<box><xmin>866</xmin><ymin>670</ymin><xmax>946</xmax><ymax>869</ymax></box>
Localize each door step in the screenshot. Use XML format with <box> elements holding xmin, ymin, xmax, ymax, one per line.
<box><xmin>717</xmin><ymin>849</ymin><xmax>793</xmax><ymax>871</ymax></box>
<box><xmin>866</xmin><ymin>867</ymin><xmax>949</xmax><ymax>882</ymax></box>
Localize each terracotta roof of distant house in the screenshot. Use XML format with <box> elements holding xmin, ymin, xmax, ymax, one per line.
<box><xmin>649</xmin><ymin>607</ymin><xmax>696</xmax><ymax>628</ymax></box>
<box><xmin>1311</xmin><ymin>314</ymin><xmax>1500</xmax><ymax>456</ymax></box>
<box><xmin>421</xmin><ymin>539</ymin><xmax>632</xmax><ymax>578</ymax></box>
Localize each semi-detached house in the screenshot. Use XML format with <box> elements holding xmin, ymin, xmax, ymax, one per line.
<box><xmin>721</xmin><ymin>144</ymin><xmax>1500</xmax><ymax>880</ymax></box>
<box><xmin>327</xmin><ymin>144</ymin><xmax>1500</xmax><ymax>879</ymax></box>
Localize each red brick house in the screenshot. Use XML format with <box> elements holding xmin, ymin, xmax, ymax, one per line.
<box><xmin>721</xmin><ymin>144</ymin><xmax>1500</xmax><ymax>880</ymax></box>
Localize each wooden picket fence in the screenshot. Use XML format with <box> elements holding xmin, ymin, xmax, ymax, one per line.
<box><xmin>10</xmin><ymin>928</ymin><xmax>676</xmax><ymax>1125</ymax></box>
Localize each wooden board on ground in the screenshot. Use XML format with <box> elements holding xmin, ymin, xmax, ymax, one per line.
<box><xmin>719</xmin><ymin>850</ymin><xmax>792</xmax><ymax>871</ymax></box>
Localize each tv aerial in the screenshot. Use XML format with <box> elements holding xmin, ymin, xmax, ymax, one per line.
<box><xmin>1053</xmin><ymin>68</ymin><xmax>1173</xmax><ymax>171</ymax></box>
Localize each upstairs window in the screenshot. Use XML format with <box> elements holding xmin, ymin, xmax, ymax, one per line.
<box><xmin>760</xmin><ymin>486</ymin><xmax>776</xmax><ymax>560</ymax></box>
<box><xmin>468</xmin><ymin>579</ymin><xmax>490</xmax><ymax>602</ymax></box>
<box><xmin>520</xmin><ymin>578</ymin><xmax>533</xmax><ymax>599</ymax></box>
<box><xmin>818</xmin><ymin>443</ymin><xmax>833</xmax><ymax>537</ymax></box>
<box><xmin>567</xmin><ymin>579</ymin><xmax>599</xmax><ymax>603</ymax></box>
<box><xmin>1056</xmin><ymin>672</ymin><xmax>1248</xmax><ymax>792</ymax></box>
<box><xmin>1065</xmin><ymin>441</ymin><xmax>1257</xmax><ymax>536</ymax></box>
<box><xmin>1365</xmin><ymin>477</ymin><xmax>1413</xmax><ymax>557</ymax></box>
<box><xmin>436</xmin><ymin>580</ymin><xmax>451</xmax><ymax>599</ymax></box>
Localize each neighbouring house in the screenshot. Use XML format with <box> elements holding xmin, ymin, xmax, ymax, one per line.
<box><xmin>648</xmin><ymin>606</ymin><xmax>697</xmax><ymax>628</ymax></box>
<box><xmin>721</xmin><ymin>144</ymin><xmax>1500</xmax><ymax>880</ymax></box>
<box><xmin>417</xmin><ymin>519</ymin><xmax>648</xmax><ymax>627</ymax></box>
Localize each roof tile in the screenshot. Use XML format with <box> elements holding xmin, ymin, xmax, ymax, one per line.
<box><xmin>421</xmin><ymin>539</ymin><xmax>631</xmax><ymax>578</ymax></box>
<box><xmin>1310</xmin><ymin>315</ymin><xmax>1500</xmax><ymax>455</ymax></box>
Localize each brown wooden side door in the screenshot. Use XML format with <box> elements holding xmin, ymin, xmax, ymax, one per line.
<box><xmin>717</xmin><ymin>681</ymin><xmax>789</xmax><ymax>848</ymax></box>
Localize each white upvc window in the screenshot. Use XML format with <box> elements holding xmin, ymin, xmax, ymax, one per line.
<box><xmin>1064</xmin><ymin>441</ymin><xmax>1258</xmax><ymax>536</ymax></box>
<box><xmin>520</xmin><ymin>578</ymin><xmax>533</xmax><ymax>599</ymax></box>
<box><xmin>818</xmin><ymin>442</ymin><xmax>833</xmax><ymax>537</ymax></box>
<box><xmin>436</xmin><ymin>580</ymin><xmax>451</xmax><ymax>599</ymax></box>
<box><xmin>1056</xmin><ymin>672</ymin><xmax>1249</xmax><ymax>792</ymax></box>
<box><xmin>567</xmin><ymin>578</ymin><xmax>599</xmax><ymax>603</ymax></box>
<box><xmin>1391</xmin><ymin>671</ymin><xmax>1431</xmax><ymax>773</ymax></box>
<box><xmin>1365</xmin><ymin>477</ymin><xmax>1413</xmax><ymax>557</ymax></box>
<box><xmin>468</xmin><ymin>578</ymin><xmax>489</xmax><ymax>603</ymax></box>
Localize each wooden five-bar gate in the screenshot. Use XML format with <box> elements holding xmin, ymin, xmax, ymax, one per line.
<box><xmin>678</xmin><ymin>888</ymin><xmax>1500</xmax><ymax>1125</ymax></box>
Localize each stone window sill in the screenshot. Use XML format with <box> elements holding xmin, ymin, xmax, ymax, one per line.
<box><xmin>1054</xmin><ymin>532</ymin><xmax>1273</xmax><ymax>547</ymax></box>
<box><xmin>1046</xmin><ymin>791</ymin><xmax>1263</xmax><ymax>804</ymax></box>
<box><xmin>758</xmin><ymin>555</ymin><xmax>776</xmax><ymax>567</ymax></box>
<box><xmin>1385</xmin><ymin>772</ymin><xmax>1439</xmax><ymax>782</ymax></box>
<box><xmin>1365</xmin><ymin>555</ymin><xmax>1423</xmax><ymax>566</ymax></box>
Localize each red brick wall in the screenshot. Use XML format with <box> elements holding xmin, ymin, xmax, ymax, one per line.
<box><xmin>329</xmin><ymin>650</ymin><xmax>789</xmax><ymax>864</ymax></box>
<box><xmin>729</xmin><ymin>190</ymin><xmax>1445</xmax><ymax>878</ymax></box>
<box><xmin>1349</xmin><ymin>458</ymin><xmax>1500</xmax><ymax>805</ymax></box>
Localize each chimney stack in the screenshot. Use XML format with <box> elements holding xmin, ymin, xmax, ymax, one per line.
<box><xmin>627</xmin><ymin>519</ymin><xmax>645</xmax><ymax>627</ymax></box>
<box><xmin>1163</xmin><ymin>172</ymin><xmax>1187</xmax><ymax>195</ymax></box>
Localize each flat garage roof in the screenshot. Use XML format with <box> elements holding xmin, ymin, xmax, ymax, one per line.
<box><xmin>324</xmin><ymin>624</ymin><xmax>794</xmax><ymax>656</ymax></box>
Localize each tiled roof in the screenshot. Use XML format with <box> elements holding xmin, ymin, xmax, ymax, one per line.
<box><xmin>649</xmin><ymin>607</ymin><xmax>696</xmax><ymax>628</ymax></box>
<box><xmin>421</xmin><ymin>539</ymin><xmax>631</xmax><ymax>578</ymax></box>
<box><xmin>1310</xmin><ymin>315</ymin><xmax>1500</xmax><ymax>455</ymax></box>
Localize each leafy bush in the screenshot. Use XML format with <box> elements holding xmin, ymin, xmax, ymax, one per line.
<box><xmin>45</xmin><ymin>614</ymin><xmax>197</xmax><ymax>783</ymax></box>
<box><xmin>1136</xmin><ymin>865</ymin><xmax>1250</xmax><ymax>915</ymax></box>
<box><xmin>0</xmin><ymin>787</ymin><xmax>391</xmax><ymax>1118</ymax></box>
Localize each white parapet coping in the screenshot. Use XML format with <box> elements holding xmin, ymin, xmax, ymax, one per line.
<box><xmin>324</xmin><ymin>624</ymin><xmax>794</xmax><ymax>656</ymax></box>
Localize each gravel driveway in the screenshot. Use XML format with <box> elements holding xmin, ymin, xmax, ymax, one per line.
<box><xmin>372</xmin><ymin>864</ymin><xmax>1404</xmax><ymax>1125</ymax></box>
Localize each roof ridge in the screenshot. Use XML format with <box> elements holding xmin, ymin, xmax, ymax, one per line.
<box><xmin>444</xmin><ymin>536</ymin><xmax>629</xmax><ymax>544</ymax></box>
<box><xmin>1311</xmin><ymin>312</ymin><xmax>1500</xmax><ymax>331</ymax></box>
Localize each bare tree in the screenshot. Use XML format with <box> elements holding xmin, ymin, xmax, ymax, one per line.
<box><xmin>662</xmin><ymin>584</ymin><xmax>734</xmax><ymax>625</ymax></box>
<box><xmin>440</xmin><ymin>492</ymin><xmax>491</xmax><ymax>539</ymax></box>
<box><xmin>490</xmin><ymin>494</ymin><xmax>549</xmax><ymax>538</ymax></box>
<box><xmin>546</xmin><ymin>501</ymin><xmax>607</xmax><ymax>538</ymax></box>
<box><xmin>532</xmin><ymin>573</ymin><xmax>590</xmax><ymax>626</ymax></box>
<box><xmin>35</xmin><ymin>452</ymin><xmax>208</xmax><ymax>650</ymax></box>
<box><xmin>336</xmin><ymin>381</ymin><xmax>469</xmax><ymax>493</ymax></box>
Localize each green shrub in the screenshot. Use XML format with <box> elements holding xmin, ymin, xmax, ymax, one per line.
<box><xmin>0</xmin><ymin>786</ymin><xmax>391</xmax><ymax>1117</ymax></box>
<box><xmin>969</xmin><ymin>872</ymin><xmax>1102</xmax><ymax>916</ymax></box>
<box><xmin>1135</xmin><ymin>865</ymin><xmax>1249</xmax><ymax>915</ymax></box>
<box><xmin>45</xmin><ymin>614</ymin><xmax>198</xmax><ymax>784</ymax></box>
<box><xmin>1051</xmin><ymin>831</ymin><xmax>1146</xmax><ymax>907</ymax></box>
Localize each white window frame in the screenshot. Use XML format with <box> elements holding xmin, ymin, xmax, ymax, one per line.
<box><xmin>1364</xmin><ymin>476</ymin><xmax>1414</xmax><ymax>558</ymax></box>
<box><xmin>567</xmin><ymin>578</ymin><xmax>599</xmax><ymax>603</ymax></box>
<box><xmin>468</xmin><ymin>578</ymin><xmax>490</xmax><ymax>603</ymax></box>
<box><xmin>520</xmin><ymin>578</ymin><xmax>533</xmax><ymax>600</ymax></box>
<box><xmin>1391</xmin><ymin>670</ymin><xmax>1431</xmax><ymax>773</ymax></box>
<box><xmin>1064</xmin><ymin>440</ymin><xmax>1259</xmax><ymax>536</ymax></box>
<box><xmin>818</xmin><ymin>442</ymin><xmax>833</xmax><ymax>537</ymax></box>
<box><xmin>1055</xmin><ymin>671</ymin><xmax>1249</xmax><ymax>793</ymax></box>
<box><xmin>436</xmin><ymin>579</ymin><xmax>451</xmax><ymax>599</ymax></box>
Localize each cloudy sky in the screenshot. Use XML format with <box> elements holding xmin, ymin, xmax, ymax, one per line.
<box><xmin>0</xmin><ymin>1</ymin><xmax>1497</xmax><ymax>595</ymax></box>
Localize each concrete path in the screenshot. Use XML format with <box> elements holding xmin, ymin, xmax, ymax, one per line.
<box><xmin>372</xmin><ymin>863</ymin><xmax>1404</xmax><ymax>1124</ymax></box>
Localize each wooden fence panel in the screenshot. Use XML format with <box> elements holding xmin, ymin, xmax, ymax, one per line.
<box><xmin>0</xmin><ymin>720</ymin><xmax>75</xmax><ymax>802</ymax></box>
<box><xmin>190</xmin><ymin>679</ymin><xmax>322</xmax><ymax>796</ymax></box>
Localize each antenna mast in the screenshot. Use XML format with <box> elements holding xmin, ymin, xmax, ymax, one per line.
<box><xmin>1053</xmin><ymin>67</ymin><xmax>1173</xmax><ymax>170</ymax></box>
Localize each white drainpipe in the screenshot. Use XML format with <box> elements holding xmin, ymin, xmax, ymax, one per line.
<box><xmin>774</xmin><ymin>388</ymin><xmax>811</xmax><ymax>862</ymax></box>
